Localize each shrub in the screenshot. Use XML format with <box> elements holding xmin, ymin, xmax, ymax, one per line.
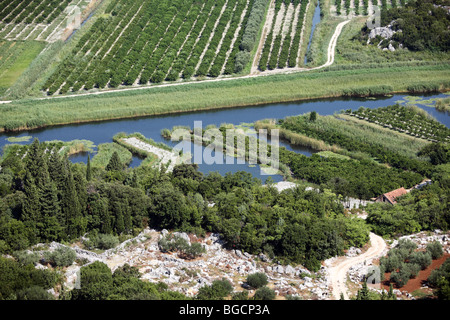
<box><xmin>85</xmin><ymin>234</ymin><xmax>119</xmax><ymax>250</ymax></box>
<box><xmin>426</xmin><ymin>241</ymin><xmax>444</xmax><ymax>260</ymax></box>
<box><xmin>246</xmin><ymin>272</ymin><xmax>268</xmax><ymax>289</ymax></box>
<box><xmin>13</xmin><ymin>250</ymin><xmax>40</xmax><ymax>266</ymax></box>
<box><xmin>16</xmin><ymin>286</ymin><xmax>55</xmax><ymax>300</ymax></box>
<box><xmin>232</xmin><ymin>291</ymin><xmax>249</xmax><ymax>300</ymax></box>
<box><xmin>428</xmin><ymin>258</ymin><xmax>450</xmax><ymax>287</ymax></box>
<box><xmin>44</xmin><ymin>247</ymin><xmax>76</xmax><ymax>267</ymax></box>
<box><xmin>390</xmin><ymin>269</ymin><xmax>410</xmax><ymax>288</ymax></box>
<box><xmin>253</xmin><ymin>286</ymin><xmax>276</xmax><ymax>300</ymax></box>
<box><xmin>196</xmin><ymin>278</ymin><xmax>233</xmax><ymax>300</ymax></box>
<box><xmin>409</xmin><ymin>251</ymin><xmax>432</xmax><ymax>270</ymax></box>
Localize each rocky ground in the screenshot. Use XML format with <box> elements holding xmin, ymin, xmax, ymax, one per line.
<box><xmin>29</xmin><ymin>228</ymin><xmax>450</xmax><ymax>300</ymax></box>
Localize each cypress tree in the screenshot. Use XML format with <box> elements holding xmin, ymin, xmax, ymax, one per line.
<box><xmin>22</xmin><ymin>171</ymin><xmax>40</xmax><ymax>221</ymax></box>
<box><xmin>41</xmin><ymin>181</ymin><xmax>61</xmax><ymax>218</ymax></box>
<box><xmin>86</xmin><ymin>155</ymin><xmax>92</xmax><ymax>181</ymax></box>
<box><xmin>25</xmin><ymin>139</ymin><xmax>49</xmax><ymax>190</ymax></box>
<box><xmin>60</xmin><ymin>155</ymin><xmax>82</xmax><ymax>239</ymax></box>
<box><xmin>106</xmin><ymin>151</ymin><xmax>123</xmax><ymax>171</ymax></box>
<box><xmin>114</xmin><ymin>205</ymin><xmax>125</xmax><ymax>234</ymax></box>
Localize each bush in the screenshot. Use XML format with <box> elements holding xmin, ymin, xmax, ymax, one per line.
<box><xmin>428</xmin><ymin>258</ymin><xmax>450</xmax><ymax>287</ymax></box>
<box><xmin>390</xmin><ymin>269</ymin><xmax>410</xmax><ymax>288</ymax></box>
<box><xmin>409</xmin><ymin>251</ymin><xmax>432</xmax><ymax>270</ymax></box>
<box><xmin>13</xmin><ymin>250</ymin><xmax>40</xmax><ymax>266</ymax></box>
<box><xmin>232</xmin><ymin>291</ymin><xmax>249</xmax><ymax>300</ymax></box>
<box><xmin>84</xmin><ymin>234</ymin><xmax>119</xmax><ymax>250</ymax></box>
<box><xmin>426</xmin><ymin>241</ymin><xmax>444</xmax><ymax>260</ymax></box>
<box><xmin>44</xmin><ymin>247</ymin><xmax>76</xmax><ymax>267</ymax></box>
<box><xmin>16</xmin><ymin>286</ymin><xmax>55</xmax><ymax>300</ymax></box>
<box><xmin>196</xmin><ymin>278</ymin><xmax>233</xmax><ymax>300</ymax></box>
<box><xmin>246</xmin><ymin>272</ymin><xmax>268</xmax><ymax>289</ymax></box>
<box><xmin>253</xmin><ymin>286</ymin><xmax>275</xmax><ymax>300</ymax></box>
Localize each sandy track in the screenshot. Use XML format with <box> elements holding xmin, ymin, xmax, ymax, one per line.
<box><xmin>328</xmin><ymin>232</ymin><xmax>386</xmax><ymax>300</ymax></box>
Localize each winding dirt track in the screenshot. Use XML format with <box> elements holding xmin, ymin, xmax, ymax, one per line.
<box><xmin>328</xmin><ymin>232</ymin><xmax>386</xmax><ymax>300</ymax></box>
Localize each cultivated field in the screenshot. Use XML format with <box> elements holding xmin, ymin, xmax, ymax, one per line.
<box><xmin>0</xmin><ymin>0</ymin><xmax>94</xmax><ymax>42</ymax></box>
<box><xmin>256</xmin><ymin>0</ymin><xmax>310</xmax><ymax>71</ymax></box>
<box><xmin>0</xmin><ymin>40</ymin><xmax>44</xmax><ymax>95</ymax></box>
<box><xmin>331</xmin><ymin>0</ymin><xmax>408</xmax><ymax>17</ymax></box>
<box><xmin>42</xmin><ymin>0</ymin><xmax>269</xmax><ymax>95</ymax></box>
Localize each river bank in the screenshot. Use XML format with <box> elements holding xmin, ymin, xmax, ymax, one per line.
<box><xmin>0</xmin><ymin>62</ymin><xmax>449</xmax><ymax>133</ymax></box>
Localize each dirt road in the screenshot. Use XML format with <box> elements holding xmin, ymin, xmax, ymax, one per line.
<box><xmin>328</xmin><ymin>232</ymin><xmax>386</xmax><ymax>300</ymax></box>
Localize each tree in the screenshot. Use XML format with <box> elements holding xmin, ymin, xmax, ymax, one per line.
<box><xmin>72</xmin><ymin>261</ymin><xmax>113</xmax><ymax>300</ymax></box>
<box><xmin>409</xmin><ymin>251</ymin><xmax>432</xmax><ymax>270</ymax></box>
<box><xmin>196</xmin><ymin>278</ymin><xmax>233</xmax><ymax>300</ymax></box>
<box><xmin>44</xmin><ymin>247</ymin><xmax>76</xmax><ymax>267</ymax></box>
<box><xmin>246</xmin><ymin>272</ymin><xmax>268</xmax><ymax>289</ymax></box>
<box><xmin>309</xmin><ymin>111</ymin><xmax>317</xmax><ymax>122</ymax></box>
<box><xmin>427</xmin><ymin>241</ymin><xmax>444</xmax><ymax>260</ymax></box>
<box><xmin>86</xmin><ymin>155</ymin><xmax>92</xmax><ymax>181</ymax></box>
<box><xmin>253</xmin><ymin>286</ymin><xmax>275</xmax><ymax>300</ymax></box>
<box><xmin>106</xmin><ymin>151</ymin><xmax>123</xmax><ymax>171</ymax></box>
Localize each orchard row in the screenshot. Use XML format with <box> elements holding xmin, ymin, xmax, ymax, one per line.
<box><xmin>43</xmin><ymin>0</ymin><xmax>266</xmax><ymax>95</ymax></box>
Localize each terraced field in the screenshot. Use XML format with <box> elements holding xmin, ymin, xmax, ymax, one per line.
<box><xmin>42</xmin><ymin>0</ymin><xmax>270</xmax><ymax>95</ymax></box>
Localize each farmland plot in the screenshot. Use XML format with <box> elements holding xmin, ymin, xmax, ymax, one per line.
<box><xmin>0</xmin><ymin>0</ymin><xmax>93</xmax><ymax>42</ymax></box>
<box><xmin>332</xmin><ymin>0</ymin><xmax>409</xmax><ymax>17</ymax></box>
<box><xmin>257</xmin><ymin>0</ymin><xmax>310</xmax><ymax>71</ymax></box>
<box><xmin>42</xmin><ymin>0</ymin><xmax>261</xmax><ymax>95</ymax></box>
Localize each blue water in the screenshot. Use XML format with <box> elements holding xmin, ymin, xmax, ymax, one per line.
<box><xmin>304</xmin><ymin>1</ymin><xmax>321</xmax><ymax>65</ymax></box>
<box><xmin>1</xmin><ymin>93</ymin><xmax>448</xmax><ymax>182</ymax></box>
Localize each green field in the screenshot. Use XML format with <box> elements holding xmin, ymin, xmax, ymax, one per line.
<box><xmin>0</xmin><ymin>40</ymin><xmax>44</xmax><ymax>95</ymax></box>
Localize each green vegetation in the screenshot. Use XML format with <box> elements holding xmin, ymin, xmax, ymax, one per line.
<box><xmin>428</xmin><ymin>258</ymin><xmax>450</xmax><ymax>300</ymax></box>
<box><xmin>41</xmin><ymin>0</ymin><xmax>265</xmax><ymax>95</ymax></box>
<box><xmin>196</xmin><ymin>278</ymin><xmax>233</xmax><ymax>300</ymax></box>
<box><xmin>6</xmin><ymin>135</ymin><xmax>32</xmax><ymax>143</ymax></box>
<box><xmin>377</xmin><ymin>239</ymin><xmax>440</xmax><ymax>288</ymax></box>
<box><xmin>0</xmin><ymin>256</ymin><xmax>61</xmax><ymax>300</ymax></box>
<box><xmin>0</xmin><ymin>138</ymin><xmax>371</xmax><ymax>273</ymax></box>
<box><xmin>366</xmin><ymin>169</ymin><xmax>450</xmax><ymax>237</ymax></box>
<box><xmin>346</xmin><ymin>104</ymin><xmax>450</xmax><ymax>143</ymax></box>
<box><xmin>0</xmin><ymin>0</ymin><xmax>71</xmax><ymax>25</ymax></box>
<box><xmin>158</xmin><ymin>233</ymin><xmax>206</xmax><ymax>260</ymax></box>
<box><xmin>0</xmin><ymin>40</ymin><xmax>44</xmax><ymax>96</ymax></box>
<box><xmin>246</xmin><ymin>272</ymin><xmax>269</xmax><ymax>289</ymax></box>
<box><xmin>338</xmin><ymin>2</ymin><xmax>450</xmax><ymax>66</ymax></box>
<box><xmin>379</xmin><ymin>0</ymin><xmax>450</xmax><ymax>52</ymax></box>
<box><xmin>256</xmin><ymin>108</ymin><xmax>438</xmax><ymax>199</ymax></box>
<box><xmin>91</xmin><ymin>143</ymin><xmax>132</xmax><ymax>169</ymax></box>
<box><xmin>1</xmin><ymin>63</ymin><xmax>448</xmax><ymax>132</ymax></box>
<box><xmin>70</xmin><ymin>262</ymin><xmax>187</xmax><ymax>300</ymax></box>
<box><xmin>43</xmin><ymin>246</ymin><xmax>77</xmax><ymax>268</ymax></box>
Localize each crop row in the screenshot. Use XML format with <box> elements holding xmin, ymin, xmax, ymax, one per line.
<box><xmin>345</xmin><ymin>105</ymin><xmax>450</xmax><ymax>143</ymax></box>
<box><xmin>0</xmin><ymin>0</ymin><xmax>70</xmax><ymax>25</ymax></box>
<box><xmin>43</xmin><ymin>0</ymin><xmax>257</xmax><ymax>95</ymax></box>
<box><xmin>259</xmin><ymin>0</ymin><xmax>309</xmax><ymax>71</ymax></box>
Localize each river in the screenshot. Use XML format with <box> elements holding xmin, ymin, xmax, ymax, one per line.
<box><xmin>1</xmin><ymin>93</ymin><xmax>448</xmax><ymax>182</ymax></box>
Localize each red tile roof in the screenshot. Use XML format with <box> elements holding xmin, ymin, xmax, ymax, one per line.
<box><xmin>383</xmin><ymin>187</ymin><xmax>408</xmax><ymax>204</ymax></box>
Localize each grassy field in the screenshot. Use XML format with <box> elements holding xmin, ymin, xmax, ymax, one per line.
<box><xmin>0</xmin><ymin>62</ymin><xmax>448</xmax><ymax>132</ymax></box>
<box><xmin>0</xmin><ymin>40</ymin><xmax>44</xmax><ymax>96</ymax></box>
